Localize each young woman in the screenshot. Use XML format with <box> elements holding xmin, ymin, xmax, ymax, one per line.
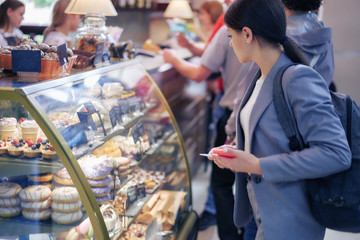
<box><xmin>43</xmin><ymin>0</ymin><xmax>82</xmax><ymax>48</ymax></box>
<box><xmin>0</xmin><ymin>0</ymin><xmax>25</xmax><ymax>46</ymax></box>
<box><xmin>207</xmin><ymin>0</ymin><xmax>351</xmax><ymax>239</ymax></box>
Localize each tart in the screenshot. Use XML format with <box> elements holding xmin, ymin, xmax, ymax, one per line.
<box><xmin>7</xmin><ymin>139</ymin><xmax>25</xmax><ymax>156</ymax></box>
<box><xmin>23</xmin><ymin>142</ymin><xmax>42</xmax><ymax>158</ymax></box>
<box><xmin>0</xmin><ymin>140</ymin><xmax>8</xmax><ymax>154</ymax></box>
<box><xmin>42</xmin><ymin>144</ymin><xmax>57</xmax><ymax>160</ymax></box>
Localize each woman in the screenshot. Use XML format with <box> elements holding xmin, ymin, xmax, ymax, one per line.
<box><xmin>175</xmin><ymin>0</ymin><xmax>224</xmax><ymax>56</ymax></box>
<box><xmin>208</xmin><ymin>0</ymin><xmax>351</xmax><ymax>239</ymax></box>
<box><xmin>43</xmin><ymin>0</ymin><xmax>82</xmax><ymax>48</ymax></box>
<box><xmin>0</xmin><ymin>0</ymin><xmax>25</xmax><ymax>46</ymax></box>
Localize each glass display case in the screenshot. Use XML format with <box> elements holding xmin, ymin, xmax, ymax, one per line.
<box><xmin>0</xmin><ymin>60</ymin><xmax>197</xmax><ymax>239</ymax></box>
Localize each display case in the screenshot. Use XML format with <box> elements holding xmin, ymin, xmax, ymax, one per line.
<box><xmin>0</xmin><ymin>60</ymin><xmax>197</xmax><ymax>240</ymax></box>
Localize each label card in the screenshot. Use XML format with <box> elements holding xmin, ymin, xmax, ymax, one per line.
<box><xmin>84</xmin><ymin>102</ymin><xmax>97</xmax><ymax>114</ymax></box>
<box><xmin>131</xmin><ymin>121</ymin><xmax>144</xmax><ymax>144</ymax></box>
<box><xmin>94</xmin><ymin>42</ymin><xmax>105</xmax><ymax>65</ymax></box>
<box><xmin>12</xmin><ymin>50</ymin><xmax>41</xmax><ymax>73</ymax></box>
<box><xmin>77</xmin><ymin>111</ymin><xmax>97</xmax><ymax>131</ymax></box>
<box><xmin>118</xmin><ymin>99</ymin><xmax>129</xmax><ymax>114</ymax></box>
<box><xmin>109</xmin><ymin>106</ymin><xmax>123</xmax><ymax>128</ymax></box>
<box><xmin>57</xmin><ymin>43</ymin><xmax>68</xmax><ymax>66</ymax></box>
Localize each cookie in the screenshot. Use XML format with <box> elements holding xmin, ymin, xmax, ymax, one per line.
<box><xmin>0</xmin><ymin>182</ymin><xmax>22</xmax><ymax>198</ymax></box>
<box><xmin>19</xmin><ymin>185</ymin><xmax>51</xmax><ymax>202</ymax></box>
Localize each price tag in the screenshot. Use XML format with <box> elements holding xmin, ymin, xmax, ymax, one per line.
<box><xmin>60</xmin><ymin>123</ymin><xmax>88</xmax><ymax>148</ymax></box>
<box><xmin>109</xmin><ymin>106</ymin><xmax>123</xmax><ymax>128</ymax></box>
<box><xmin>57</xmin><ymin>43</ymin><xmax>68</xmax><ymax>66</ymax></box>
<box><xmin>77</xmin><ymin>111</ymin><xmax>97</xmax><ymax>131</ymax></box>
<box><xmin>12</xmin><ymin>50</ymin><xmax>41</xmax><ymax>73</ymax></box>
<box><xmin>93</xmin><ymin>42</ymin><xmax>105</xmax><ymax>65</ymax></box>
<box><xmin>83</xmin><ymin>102</ymin><xmax>97</xmax><ymax>114</ymax></box>
<box><xmin>131</xmin><ymin>121</ymin><xmax>144</xmax><ymax>144</ymax></box>
<box><xmin>118</xmin><ymin>99</ymin><xmax>129</xmax><ymax>114</ymax></box>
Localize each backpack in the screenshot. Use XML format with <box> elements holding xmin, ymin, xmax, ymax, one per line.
<box><xmin>273</xmin><ymin>64</ymin><xmax>360</xmax><ymax>232</ymax></box>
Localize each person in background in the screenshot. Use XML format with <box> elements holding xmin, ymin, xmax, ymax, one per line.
<box><xmin>208</xmin><ymin>0</ymin><xmax>351</xmax><ymax>239</ymax></box>
<box><xmin>0</xmin><ymin>0</ymin><xmax>25</xmax><ymax>46</ymax></box>
<box><xmin>176</xmin><ymin>0</ymin><xmax>224</xmax><ymax>56</ymax></box>
<box><xmin>43</xmin><ymin>0</ymin><xmax>82</xmax><ymax>48</ymax></box>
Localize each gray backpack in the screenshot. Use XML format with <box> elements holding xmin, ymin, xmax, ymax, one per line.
<box><xmin>273</xmin><ymin>64</ymin><xmax>360</xmax><ymax>232</ymax></box>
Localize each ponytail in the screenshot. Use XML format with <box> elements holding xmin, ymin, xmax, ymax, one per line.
<box><xmin>280</xmin><ymin>36</ymin><xmax>309</xmax><ymax>66</ymax></box>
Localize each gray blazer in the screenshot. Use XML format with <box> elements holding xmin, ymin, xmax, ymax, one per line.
<box><xmin>234</xmin><ymin>53</ymin><xmax>351</xmax><ymax>240</ymax></box>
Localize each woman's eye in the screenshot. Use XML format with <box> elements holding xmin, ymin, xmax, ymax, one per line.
<box><xmin>227</xmin><ymin>34</ymin><xmax>232</xmax><ymax>38</ymax></box>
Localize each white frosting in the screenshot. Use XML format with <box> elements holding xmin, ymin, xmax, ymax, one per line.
<box><xmin>21</xmin><ymin>120</ymin><xmax>38</xmax><ymax>128</ymax></box>
<box><xmin>0</xmin><ymin>117</ymin><xmax>17</xmax><ymax>126</ymax></box>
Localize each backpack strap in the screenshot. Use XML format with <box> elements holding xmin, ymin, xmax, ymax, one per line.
<box><xmin>273</xmin><ymin>63</ymin><xmax>302</xmax><ymax>151</ymax></box>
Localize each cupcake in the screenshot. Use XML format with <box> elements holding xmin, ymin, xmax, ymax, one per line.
<box><xmin>20</xmin><ymin>120</ymin><xmax>39</xmax><ymax>143</ymax></box>
<box><xmin>0</xmin><ymin>117</ymin><xmax>18</xmax><ymax>141</ymax></box>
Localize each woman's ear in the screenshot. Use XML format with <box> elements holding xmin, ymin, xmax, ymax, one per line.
<box><xmin>242</xmin><ymin>27</ymin><xmax>253</xmax><ymax>44</ymax></box>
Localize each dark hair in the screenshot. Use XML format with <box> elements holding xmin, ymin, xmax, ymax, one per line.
<box><xmin>0</xmin><ymin>0</ymin><xmax>24</xmax><ymax>29</ymax></box>
<box><xmin>281</xmin><ymin>0</ymin><xmax>322</xmax><ymax>12</ymax></box>
<box><xmin>225</xmin><ymin>0</ymin><xmax>309</xmax><ymax>65</ymax></box>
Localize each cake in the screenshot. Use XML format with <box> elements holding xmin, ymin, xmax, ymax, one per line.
<box><xmin>0</xmin><ymin>117</ymin><xmax>18</xmax><ymax>141</ymax></box>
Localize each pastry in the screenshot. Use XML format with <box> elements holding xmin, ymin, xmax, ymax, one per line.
<box><xmin>22</xmin><ymin>209</ymin><xmax>52</xmax><ymax>220</ymax></box>
<box><xmin>7</xmin><ymin>139</ymin><xmax>25</xmax><ymax>156</ymax></box>
<box><xmin>19</xmin><ymin>185</ymin><xmax>51</xmax><ymax>202</ymax></box>
<box><xmin>23</xmin><ymin>139</ymin><xmax>42</xmax><ymax>158</ymax></box>
<box><xmin>0</xmin><ymin>196</ymin><xmax>21</xmax><ymax>207</ymax></box>
<box><xmin>87</xmin><ymin>175</ymin><xmax>112</xmax><ymax>188</ymax></box>
<box><xmin>42</xmin><ymin>144</ymin><xmax>57</xmax><ymax>159</ymax></box>
<box><xmin>54</xmin><ymin>168</ymin><xmax>74</xmax><ymax>186</ymax></box>
<box><xmin>0</xmin><ymin>117</ymin><xmax>18</xmax><ymax>140</ymax></box>
<box><xmin>78</xmin><ymin>155</ymin><xmax>113</xmax><ymax>180</ymax></box>
<box><xmin>28</xmin><ymin>173</ymin><xmax>53</xmax><ymax>182</ymax></box>
<box><xmin>20</xmin><ymin>120</ymin><xmax>39</xmax><ymax>143</ymax></box>
<box><xmin>51</xmin><ymin>186</ymin><xmax>80</xmax><ymax>203</ymax></box>
<box><xmin>0</xmin><ymin>140</ymin><xmax>9</xmax><ymax>154</ymax></box>
<box><xmin>0</xmin><ymin>182</ymin><xmax>22</xmax><ymax>198</ymax></box>
<box><xmin>21</xmin><ymin>198</ymin><xmax>52</xmax><ymax>211</ymax></box>
<box><xmin>51</xmin><ymin>200</ymin><xmax>82</xmax><ymax>213</ymax></box>
<box><xmin>51</xmin><ymin>210</ymin><xmax>83</xmax><ymax>224</ymax></box>
<box><xmin>109</xmin><ymin>176</ymin><xmax>121</xmax><ymax>190</ymax></box>
<box><xmin>0</xmin><ymin>206</ymin><xmax>22</xmax><ymax>217</ymax></box>
<box><xmin>91</xmin><ymin>185</ymin><xmax>111</xmax><ymax>198</ymax></box>
<box><xmin>96</xmin><ymin>194</ymin><xmax>111</xmax><ymax>205</ymax></box>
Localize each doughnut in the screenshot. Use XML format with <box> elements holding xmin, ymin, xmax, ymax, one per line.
<box><xmin>19</xmin><ymin>185</ymin><xmax>51</xmax><ymax>202</ymax></box>
<box><xmin>22</xmin><ymin>209</ymin><xmax>52</xmax><ymax>220</ymax></box>
<box><xmin>78</xmin><ymin>158</ymin><xmax>112</xmax><ymax>180</ymax></box>
<box><xmin>87</xmin><ymin>175</ymin><xmax>111</xmax><ymax>188</ymax></box>
<box><xmin>51</xmin><ymin>186</ymin><xmax>80</xmax><ymax>203</ymax></box>
<box><xmin>91</xmin><ymin>186</ymin><xmax>111</xmax><ymax>197</ymax></box>
<box><xmin>21</xmin><ymin>198</ymin><xmax>52</xmax><ymax>211</ymax></box>
<box><xmin>112</xmin><ymin>157</ymin><xmax>129</xmax><ymax>168</ymax></box>
<box><xmin>96</xmin><ymin>194</ymin><xmax>111</xmax><ymax>205</ymax></box>
<box><xmin>0</xmin><ymin>197</ymin><xmax>21</xmax><ymax>207</ymax></box>
<box><xmin>51</xmin><ymin>210</ymin><xmax>83</xmax><ymax>224</ymax></box>
<box><xmin>51</xmin><ymin>200</ymin><xmax>82</xmax><ymax>213</ymax></box>
<box><xmin>53</xmin><ymin>168</ymin><xmax>74</xmax><ymax>186</ymax></box>
<box><xmin>0</xmin><ymin>182</ymin><xmax>22</xmax><ymax>198</ymax></box>
<box><xmin>0</xmin><ymin>206</ymin><xmax>22</xmax><ymax>217</ymax></box>
<box><xmin>28</xmin><ymin>173</ymin><xmax>53</xmax><ymax>182</ymax></box>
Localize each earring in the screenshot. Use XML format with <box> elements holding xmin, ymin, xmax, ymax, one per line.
<box><xmin>247</xmin><ymin>40</ymin><xmax>250</xmax><ymax>44</ymax></box>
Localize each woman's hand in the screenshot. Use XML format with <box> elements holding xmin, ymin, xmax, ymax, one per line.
<box><xmin>208</xmin><ymin>146</ymin><xmax>263</xmax><ymax>175</ymax></box>
<box><xmin>176</xmin><ymin>33</ymin><xmax>191</xmax><ymax>49</ymax></box>
<box><xmin>162</xmin><ymin>49</ymin><xmax>177</xmax><ymax>64</ymax></box>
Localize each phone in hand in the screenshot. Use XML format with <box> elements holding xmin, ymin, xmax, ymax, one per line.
<box><xmin>212</xmin><ymin>149</ymin><xmax>236</xmax><ymax>158</ymax></box>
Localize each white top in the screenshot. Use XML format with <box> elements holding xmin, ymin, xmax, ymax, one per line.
<box><xmin>0</xmin><ymin>28</ymin><xmax>24</xmax><ymax>46</ymax></box>
<box><xmin>240</xmin><ymin>78</ymin><xmax>265</xmax><ymax>152</ymax></box>
<box><xmin>43</xmin><ymin>31</ymin><xmax>71</xmax><ymax>48</ymax></box>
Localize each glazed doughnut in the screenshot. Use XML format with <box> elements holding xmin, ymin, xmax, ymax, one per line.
<box><xmin>51</xmin><ymin>200</ymin><xmax>82</xmax><ymax>213</ymax></box>
<box><xmin>54</xmin><ymin>168</ymin><xmax>74</xmax><ymax>186</ymax></box>
<box><xmin>87</xmin><ymin>175</ymin><xmax>112</xmax><ymax>188</ymax></box>
<box><xmin>78</xmin><ymin>157</ymin><xmax>112</xmax><ymax>180</ymax></box>
<box><xmin>51</xmin><ymin>210</ymin><xmax>83</xmax><ymax>224</ymax></box>
<box><xmin>91</xmin><ymin>186</ymin><xmax>111</xmax><ymax>197</ymax></box>
<box><xmin>0</xmin><ymin>182</ymin><xmax>22</xmax><ymax>198</ymax></box>
<box><xmin>0</xmin><ymin>206</ymin><xmax>22</xmax><ymax>217</ymax></box>
<box><xmin>96</xmin><ymin>194</ymin><xmax>111</xmax><ymax>205</ymax></box>
<box><xmin>19</xmin><ymin>185</ymin><xmax>51</xmax><ymax>202</ymax></box>
<box><xmin>51</xmin><ymin>186</ymin><xmax>80</xmax><ymax>203</ymax></box>
<box><xmin>21</xmin><ymin>198</ymin><xmax>52</xmax><ymax>211</ymax></box>
<box><xmin>22</xmin><ymin>209</ymin><xmax>52</xmax><ymax>220</ymax></box>
<box><xmin>28</xmin><ymin>173</ymin><xmax>53</xmax><ymax>182</ymax></box>
<box><xmin>0</xmin><ymin>197</ymin><xmax>21</xmax><ymax>207</ymax></box>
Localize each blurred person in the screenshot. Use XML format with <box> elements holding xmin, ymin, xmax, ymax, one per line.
<box><xmin>0</xmin><ymin>0</ymin><xmax>25</xmax><ymax>46</ymax></box>
<box><xmin>208</xmin><ymin>0</ymin><xmax>351</xmax><ymax>239</ymax></box>
<box><xmin>43</xmin><ymin>0</ymin><xmax>82</xmax><ymax>48</ymax></box>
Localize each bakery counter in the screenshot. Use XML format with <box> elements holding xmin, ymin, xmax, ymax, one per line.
<box><xmin>0</xmin><ymin>59</ymin><xmax>197</xmax><ymax>240</ymax></box>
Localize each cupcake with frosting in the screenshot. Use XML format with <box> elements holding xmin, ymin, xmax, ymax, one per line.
<box><xmin>0</xmin><ymin>117</ymin><xmax>18</xmax><ymax>141</ymax></box>
<box><xmin>20</xmin><ymin>120</ymin><xmax>39</xmax><ymax>143</ymax></box>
